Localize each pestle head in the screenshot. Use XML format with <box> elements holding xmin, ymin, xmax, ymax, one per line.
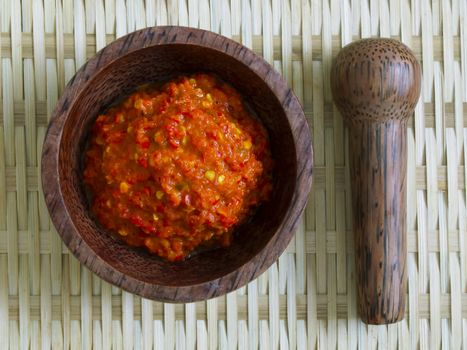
<box><xmin>331</xmin><ymin>38</ymin><xmax>421</xmax><ymax>124</ymax></box>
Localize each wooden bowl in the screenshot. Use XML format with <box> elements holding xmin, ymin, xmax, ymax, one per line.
<box><xmin>41</xmin><ymin>26</ymin><xmax>313</xmax><ymax>302</ymax></box>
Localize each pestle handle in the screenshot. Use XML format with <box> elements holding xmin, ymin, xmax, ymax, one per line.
<box><xmin>331</xmin><ymin>39</ymin><xmax>421</xmax><ymax>324</ymax></box>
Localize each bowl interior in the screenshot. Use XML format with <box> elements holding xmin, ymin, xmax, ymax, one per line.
<box><xmin>58</xmin><ymin>44</ymin><xmax>297</xmax><ymax>287</ymax></box>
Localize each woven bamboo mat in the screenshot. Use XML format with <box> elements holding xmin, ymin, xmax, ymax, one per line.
<box><xmin>0</xmin><ymin>0</ymin><xmax>466</xmax><ymax>349</ymax></box>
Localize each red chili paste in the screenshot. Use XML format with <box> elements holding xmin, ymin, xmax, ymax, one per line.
<box><xmin>83</xmin><ymin>74</ymin><xmax>273</xmax><ymax>261</ymax></box>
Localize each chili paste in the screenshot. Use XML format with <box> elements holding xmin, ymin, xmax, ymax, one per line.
<box><xmin>83</xmin><ymin>74</ymin><xmax>273</xmax><ymax>261</ymax></box>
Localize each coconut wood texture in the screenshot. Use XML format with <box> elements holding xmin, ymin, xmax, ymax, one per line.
<box><xmin>331</xmin><ymin>39</ymin><xmax>421</xmax><ymax>324</ymax></box>
<box><xmin>41</xmin><ymin>26</ymin><xmax>313</xmax><ymax>302</ymax></box>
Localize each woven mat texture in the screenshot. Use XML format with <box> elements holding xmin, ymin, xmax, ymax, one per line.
<box><xmin>1</xmin><ymin>0</ymin><xmax>467</xmax><ymax>349</ymax></box>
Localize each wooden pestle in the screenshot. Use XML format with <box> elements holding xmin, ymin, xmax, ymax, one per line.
<box><xmin>330</xmin><ymin>39</ymin><xmax>421</xmax><ymax>324</ymax></box>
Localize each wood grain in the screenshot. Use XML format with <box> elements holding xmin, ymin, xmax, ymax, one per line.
<box><xmin>41</xmin><ymin>26</ymin><xmax>313</xmax><ymax>302</ymax></box>
<box><xmin>331</xmin><ymin>38</ymin><xmax>421</xmax><ymax>324</ymax></box>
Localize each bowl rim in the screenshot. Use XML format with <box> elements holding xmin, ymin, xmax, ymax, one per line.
<box><xmin>41</xmin><ymin>26</ymin><xmax>313</xmax><ymax>302</ymax></box>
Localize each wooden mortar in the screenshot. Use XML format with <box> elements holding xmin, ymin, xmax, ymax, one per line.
<box><xmin>41</xmin><ymin>26</ymin><xmax>313</xmax><ymax>302</ymax></box>
<box><xmin>330</xmin><ymin>39</ymin><xmax>421</xmax><ymax>324</ymax></box>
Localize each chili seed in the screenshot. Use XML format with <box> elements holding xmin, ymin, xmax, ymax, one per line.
<box><xmin>156</xmin><ymin>191</ymin><xmax>164</xmax><ymax>199</ymax></box>
<box><xmin>120</xmin><ymin>181</ymin><xmax>129</xmax><ymax>193</ymax></box>
<box><xmin>134</xmin><ymin>98</ymin><xmax>143</xmax><ymax>110</ymax></box>
<box><xmin>218</xmin><ymin>175</ymin><xmax>225</xmax><ymax>184</ymax></box>
<box><xmin>160</xmin><ymin>238</ymin><xmax>170</xmax><ymax>249</ymax></box>
<box><xmin>205</xmin><ymin>170</ymin><xmax>216</xmax><ymax>181</ymax></box>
